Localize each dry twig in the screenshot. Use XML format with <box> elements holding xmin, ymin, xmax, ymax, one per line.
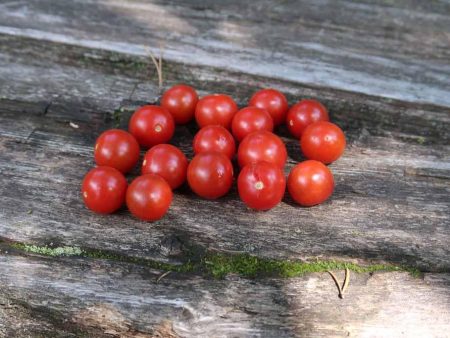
<box><xmin>156</xmin><ymin>270</ymin><xmax>171</xmax><ymax>283</ymax></box>
<box><xmin>327</xmin><ymin>270</ymin><xmax>343</xmax><ymax>298</ymax></box>
<box><xmin>145</xmin><ymin>42</ymin><xmax>165</xmax><ymax>90</ymax></box>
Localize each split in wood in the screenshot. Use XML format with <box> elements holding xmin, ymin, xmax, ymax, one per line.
<box><xmin>327</xmin><ymin>268</ymin><xmax>350</xmax><ymax>299</ymax></box>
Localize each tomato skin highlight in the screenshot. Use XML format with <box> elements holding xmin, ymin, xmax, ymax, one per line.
<box><xmin>161</xmin><ymin>84</ymin><xmax>198</xmax><ymax>124</ymax></box>
<box><xmin>81</xmin><ymin>166</ymin><xmax>127</xmax><ymax>214</ymax></box>
<box><xmin>141</xmin><ymin>144</ymin><xmax>188</xmax><ymax>190</ymax></box>
<box><xmin>195</xmin><ymin>94</ymin><xmax>238</xmax><ymax>130</ymax></box>
<box><xmin>300</xmin><ymin>121</ymin><xmax>346</xmax><ymax>164</ymax></box>
<box><xmin>248</xmin><ymin>89</ymin><xmax>288</xmax><ymax>126</ymax></box>
<box><xmin>286</xmin><ymin>100</ymin><xmax>329</xmax><ymax>138</ymax></box>
<box><xmin>237</xmin><ymin>131</ymin><xmax>287</xmax><ymax>169</ymax></box>
<box><xmin>287</xmin><ymin>160</ymin><xmax>334</xmax><ymax>206</ymax></box>
<box><xmin>94</xmin><ymin>129</ymin><xmax>140</xmax><ymax>174</ymax></box>
<box><xmin>231</xmin><ymin>106</ymin><xmax>274</xmax><ymax>142</ymax></box>
<box><xmin>126</xmin><ymin>174</ymin><xmax>172</xmax><ymax>221</ymax></box>
<box><xmin>187</xmin><ymin>152</ymin><xmax>233</xmax><ymax>199</ymax></box>
<box><xmin>129</xmin><ymin>105</ymin><xmax>175</xmax><ymax>148</ymax></box>
<box><xmin>238</xmin><ymin>161</ymin><xmax>286</xmax><ymax>211</ymax></box>
<box><xmin>193</xmin><ymin>125</ymin><xmax>236</xmax><ymax>160</ymax></box>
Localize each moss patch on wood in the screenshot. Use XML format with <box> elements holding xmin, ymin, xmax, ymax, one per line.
<box><xmin>11</xmin><ymin>243</ymin><xmax>84</xmax><ymax>257</ymax></box>
<box><xmin>8</xmin><ymin>241</ymin><xmax>421</xmax><ymax>279</ymax></box>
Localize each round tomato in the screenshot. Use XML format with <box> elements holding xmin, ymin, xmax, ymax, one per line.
<box><xmin>287</xmin><ymin>160</ymin><xmax>334</xmax><ymax>206</ymax></box>
<box><xmin>94</xmin><ymin>129</ymin><xmax>140</xmax><ymax>174</ymax></box>
<box><xmin>300</xmin><ymin>121</ymin><xmax>346</xmax><ymax>163</ymax></box>
<box><xmin>248</xmin><ymin>89</ymin><xmax>288</xmax><ymax>126</ymax></box>
<box><xmin>126</xmin><ymin>174</ymin><xmax>172</xmax><ymax>221</ymax></box>
<box><xmin>129</xmin><ymin>105</ymin><xmax>175</xmax><ymax>148</ymax></box>
<box><xmin>286</xmin><ymin>99</ymin><xmax>329</xmax><ymax>138</ymax></box>
<box><xmin>187</xmin><ymin>152</ymin><xmax>233</xmax><ymax>199</ymax></box>
<box><xmin>231</xmin><ymin>106</ymin><xmax>274</xmax><ymax>142</ymax></box>
<box><xmin>195</xmin><ymin>94</ymin><xmax>238</xmax><ymax>129</ymax></box>
<box><xmin>237</xmin><ymin>131</ymin><xmax>287</xmax><ymax>169</ymax></box>
<box><xmin>141</xmin><ymin>144</ymin><xmax>188</xmax><ymax>189</ymax></box>
<box><xmin>193</xmin><ymin>125</ymin><xmax>236</xmax><ymax>159</ymax></box>
<box><xmin>81</xmin><ymin>166</ymin><xmax>127</xmax><ymax>214</ymax></box>
<box><xmin>161</xmin><ymin>84</ymin><xmax>198</xmax><ymax>124</ymax></box>
<box><xmin>238</xmin><ymin>161</ymin><xmax>286</xmax><ymax>210</ymax></box>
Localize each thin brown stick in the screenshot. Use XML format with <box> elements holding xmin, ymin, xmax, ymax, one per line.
<box><xmin>342</xmin><ymin>268</ymin><xmax>350</xmax><ymax>295</ymax></box>
<box><xmin>158</xmin><ymin>41</ymin><xmax>165</xmax><ymax>88</ymax></box>
<box><xmin>145</xmin><ymin>45</ymin><xmax>164</xmax><ymax>90</ymax></box>
<box><xmin>327</xmin><ymin>270</ymin><xmax>343</xmax><ymax>299</ymax></box>
<box><xmin>156</xmin><ymin>271</ymin><xmax>171</xmax><ymax>283</ymax></box>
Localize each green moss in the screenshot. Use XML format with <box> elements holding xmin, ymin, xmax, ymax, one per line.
<box><xmin>416</xmin><ymin>136</ymin><xmax>426</xmax><ymax>145</ymax></box>
<box><xmin>11</xmin><ymin>243</ymin><xmax>84</xmax><ymax>257</ymax></box>
<box><xmin>111</xmin><ymin>107</ymin><xmax>124</xmax><ymax>128</ymax></box>
<box><xmin>202</xmin><ymin>253</ymin><xmax>410</xmax><ymax>279</ymax></box>
<box><xmin>10</xmin><ymin>242</ymin><xmax>420</xmax><ymax>279</ymax></box>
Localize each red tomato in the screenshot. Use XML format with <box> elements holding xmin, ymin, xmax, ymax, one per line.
<box><xmin>126</xmin><ymin>174</ymin><xmax>172</xmax><ymax>221</ymax></box>
<box><xmin>129</xmin><ymin>105</ymin><xmax>175</xmax><ymax>148</ymax></box>
<box><xmin>195</xmin><ymin>94</ymin><xmax>238</xmax><ymax>129</ymax></box>
<box><xmin>193</xmin><ymin>125</ymin><xmax>236</xmax><ymax>160</ymax></box>
<box><xmin>141</xmin><ymin>144</ymin><xmax>188</xmax><ymax>189</ymax></box>
<box><xmin>286</xmin><ymin>99</ymin><xmax>329</xmax><ymax>138</ymax></box>
<box><xmin>231</xmin><ymin>106</ymin><xmax>274</xmax><ymax>142</ymax></box>
<box><xmin>287</xmin><ymin>160</ymin><xmax>334</xmax><ymax>206</ymax></box>
<box><xmin>187</xmin><ymin>152</ymin><xmax>233</xmax><ymax>199</ymax></box>
<box><xmin>161</xmin><ymin>84</ymin><xmax>198</xmax><ymax>124</ymax></box>
<box><xmin>237</xmin><ymin>131</ymin><xmax>287</xmax><ymax>169</ymax></box>
<box><xmin>300</xmin><ymin>121</ymin><xmax>346</xmax><ymax>163</ymax></box>
<box><xmin>248</xmin><ymin>89</ymin><xmax>288</xmax><ymax>126</ymax></box>
<box><xmin>81</xmin><ymin>166</ymin><xmax>127</xmax><ymax>214</ymax></box>
<box><xmin>94</xmin><ymin>129</ymin><xmax>140</xmax><ymax>174</ymax></box>
<box><xmin>238</xmin><ymin>161</ymin><xmax>286</xmax><ymax>210</ymax></box>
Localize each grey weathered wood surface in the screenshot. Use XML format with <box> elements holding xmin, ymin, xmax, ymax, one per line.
<box><xmin>1</xmin><ymin>255</ymin><xmax>450</xmax><ymax>338</ymax></box>
<box><xmin>0</xmin><ymin>0</ymin><xmax>449</xmax><ymax>337</ymax></box>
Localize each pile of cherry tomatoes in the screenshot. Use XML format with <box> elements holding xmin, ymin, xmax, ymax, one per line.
<box><xmin>81</xmin><ymin>85</ymin><xmax>346</xmax><ymax>221</ymax></box>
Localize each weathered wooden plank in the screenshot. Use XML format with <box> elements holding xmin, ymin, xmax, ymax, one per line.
<box><xmin>0</xmin><ymin>35</ymin><xmax>449</xmax><ymax>270</ymax></box>
<box><xmin>0</xmin><ymin>108</ymin><xmax>449</xmax><ymax>271</ymax></box>
<box><xmin>0</xmin><ymin>0</ymin><xmax>449</xmax><ymax>106</ymax></box>
<box><xmin>0</xmin><ymin>34</ymin><xmax>449</xmax><ymax>146</ymax></box>
<box><xmin>0</xmin><ymin>253</ymin><xmax>449</xmax><ymax>337</ymax></box>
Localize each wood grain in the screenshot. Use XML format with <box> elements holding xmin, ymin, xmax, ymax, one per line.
<box><xmin>0</xmin><ymin>33</ymin><xmax>449</xmax><ymax>272</ymax></box>
<box><xmin>1</xmin><ymin>254</ymin><xmax>449</xmax><ymax>337</ymax></box>
<box><xmin>0</xmin><ymin>0</ymin><xmax>450</xmax><ymax>106</ymax></box>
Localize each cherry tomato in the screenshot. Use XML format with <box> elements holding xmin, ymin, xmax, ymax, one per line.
<box><xmin>129</xmin><ymin>105</ymin><xmax>175</xmax><ymax>148</ymax></box>
<box><xmin>248</xmin><ymin>89</ymin><xmax>288</xmax><ymax>126</ymax></box>
<box><xmin>195</xmin><ymin>94</ymin><xmax>238</xmax><ymax>129</ymax></box>
<box><xmin>141</xmin><ymin>144</ymin><xmax>188</xmax><ymax>189</ymax></box>
<box><xmin>81</xmin><ymin>166</ymin><xmax>127</xmax><ymax>214</ymax></box>
<box><xmin>193</xmin><ymin>125</ymin><xmax>236</xmax><ymax>160</ymax></box>
<box><xmin>94</xmin><ymin>129</ymin><xmax>140</xmax><ymax>174</ymax></box>
<box><xmin>286</xmin><ymin>99</ymin><xmax>329</xmax><ymax>138</ymax></box>
<box><xmin>231</xmin><ymin>106</ymin><xmax>274</xmax><ymax>142</ymax></box>
<box><xmin>300</xmin><ymin>121</ymin><xmax>346</xmax><ymax>163</ymax></box>
<box><xmin>126</xmin><ymin>174</ymin><xmax>172</xmax><ymax>221</ymax></box>
<box><xmin>238</xmin><ymin>161</ymin><xmax>286</xmax><ymax>210</ymax></box>
<box><xmin>287</xmin><ymin>160</ymin><xmax>334</xmax><ymax>206</ymax></box>
<box><xmin>161</xmin><ymin>84</ymin><xmax>198</xmax><ymax>124</ymax></box>
<box><xmin>187</xmin><ymin>152</ymin><xmax>233</xmax><ymax>199</ymax></box>
<box><xmin>237</xmin><ymin>131</ymin><xmax>287</xmax><ymax>169</ymax></box>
